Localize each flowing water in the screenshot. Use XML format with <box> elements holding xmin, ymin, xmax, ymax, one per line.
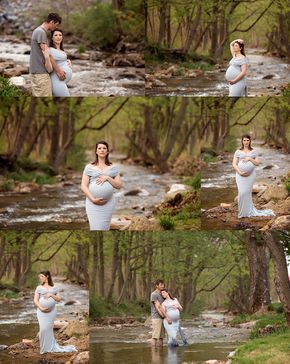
<box><xmin>0</xmin><ymin>162</ymin><xmax>178</xmax><ymax>230</ymax></box>
<box><xmin>146</xmin><ymin>49</ymin><xmax>289</xmax><ymax>97</ymax></box>
<box><xmin>0</xmin><ymin>37</ymin><xmax>144</xmax><ymax>96</ymax></box>
<box><xmin>201</xmin><ymin>142</ymin><xmax>290</xmax><ymax>210</ymax></box>
<box><xmin>90</xmin><ymin>313</ymin><xmax>249</xmax><ymax>364</ymax></box>
<box><xmin>0</xmin><ymin>278</ymin><xmax>88</xmax><ymax>363</ymax></box>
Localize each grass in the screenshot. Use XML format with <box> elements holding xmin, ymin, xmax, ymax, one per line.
<box><xmin>0</xmin><ymin>76</ymin><xmax>22</xmax><ymax>97</ymax></box>
<box><xmin>201</xmin><ymin>152</ymin><xmax>218</xmax><ymax>163</ymax></box>
<box><xmin>7</xmin><ymin>171</ymin><xmax>56</xmax><ymax>185</ymax></box>
<box><xmin>0</xmin><ymin>180</ymin><xmax>14</xmax><ymax>192</ymax></box>
<box><xmin>183</xmin><ymin>173</ymin><xmax>201</xmax><ymax>190</ymax></box>
<box><xmin>159</xmin><ymin>214</ymin><xmax>175</xmax><ymax>230</ymax></box>
<box><xmin>231</xmin><ymin>310</ymin><xmax>290</xmax><ymax>363</ymax></box>
<box><xmin>90</xmin><ymin>296</ymin><xmax>149</xmax><ymax>319</ymax></box>
<box><xmin>232</xmin><ymin>329</ymin><xmax>290</xmax><ymax>364</ymax></box>
<box><xmin>285</xmin><ymin>179</ymin><xmax>290</xmax><ymax>194</ymax></box>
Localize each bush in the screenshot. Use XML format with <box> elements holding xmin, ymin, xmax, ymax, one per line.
<box><xmin>184</xmin><ymin>173</ymin><xmax>201</xmax><ymax>190</ymax></box>
<box><xmin>159</xmin><ymin>214</ymin><xmax>175</xmax><ymax>230</ymax></box>
<box><xmin>0</xmin><ymin>76</ymin><xmax>21</xmax><ymax>97</ymax></box>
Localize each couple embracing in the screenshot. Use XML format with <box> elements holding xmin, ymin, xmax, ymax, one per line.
<box><xmin>151</xmin><ymin>279</ymin><xmax>187</xmax><ymax>347</ymax></box>
<box><xmin>30</xmin><ymin>13</ymin><xmax>72</xmax><ymax>97</ymax></box>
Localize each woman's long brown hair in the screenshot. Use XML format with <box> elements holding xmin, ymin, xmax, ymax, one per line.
<box><xmin>40</xmin><ymin>271</ymin><xmax>54</xmax><ymax>286</ymax></box>
<box><xmin>234</xmin><ymin>41</ymin><xmax>246</xmax><ymax>56</ymax></box>
<box><xmin>49</xmin><ymin>28</ymin><xmax>64</xmax><ymax>51</ymax></box>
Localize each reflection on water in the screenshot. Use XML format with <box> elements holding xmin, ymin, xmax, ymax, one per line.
<box><xmin>89</xmin><ymin>342</ymin><xmax>238</xmax><ymax>364</ymax></box>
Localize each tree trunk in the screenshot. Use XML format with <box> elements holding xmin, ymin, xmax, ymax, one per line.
<box><xmin>262</xmin><ymin>231</ymin><xmax>290</xmax><ymax>326</ymax></box>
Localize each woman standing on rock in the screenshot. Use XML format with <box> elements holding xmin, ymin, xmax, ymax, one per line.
<box><xmin>34</xmin><ymin>271</ymin><xmax>77</xmax><ymax>354</ymax></box>
<box><xmin>232</xmin><ymin>134</ymin><xmax>275</xmax><ymax>218</ymax></box>
<box><xmin>43</xmin><ymin>28</ymin><xmax>72</xmax><ymax>96</ymax></box>
<box><xmin>225</xmin><ymin>39</ymin><xmax>249</xmax><ymax>96</ymax></box>
<box><xmin>81</xmin><ymin>141</ymin><xmax>122</xmax><ymax>230</ymax></box>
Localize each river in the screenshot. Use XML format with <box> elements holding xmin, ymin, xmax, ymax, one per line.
<box><xmin>90</xmin><ymin>312</ymin><xmax>249</xmax><ymax>364</ymax></box>
<box><xmin>0</xmin><ymin>36</ymin><xmax>144</xmax><ymax>96</ymax></box>
<box><xmin>146</xmin><ymin>49</ymin><xmax>290</xmax><ymax>97</ymax></box>
<box><xmin>0</xmin><ymin>278</ymin><xmax>88</xmax><ymax>363</ymax></box>
<box><xmin>201</xmin><ymin>142</ymin><xmax>290</xmax><ymax>212</ymax></box>
<box><xmin>0</xmin><ymin>162</ymin><xmax>179</xmax><ymax>230</ymax></box>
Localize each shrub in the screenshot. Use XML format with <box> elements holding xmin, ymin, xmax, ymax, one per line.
<box><xmin>0</xmin><ymin>76</ymin><xmax>21</xmax><ymax>97</ymax></box>
<box><xmin>159</xmin><ymin>214</ymin><xmax>175</xmax><ymax>230</ymax></box>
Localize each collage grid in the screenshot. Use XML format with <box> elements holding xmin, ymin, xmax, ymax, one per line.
<box><xmin>0</xmin><ymin>1</ymin><xmax>289</xmax><ymax>364</ymax></box>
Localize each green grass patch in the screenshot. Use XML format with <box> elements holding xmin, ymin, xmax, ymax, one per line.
<box><xmin>159</xmin><ymin>214</ymin><xmax>175</xmax><ymax>230</ymax></box>
<box><xmin>183</xmin><ymin>173</ymin><xmax>201</xmax><ymax>190</ymax></box>
<box><xmin>0</xmin><ymin>180</ymin><xmax>14</xmax><ymax>192</ymax></box>
<box><xmin>7</xmin><ymin>171</ymin><xmax>56</xmax><ymax>185</ymax></box>
<box><xmin>201</xmin><ymin>152</ymin><xmax>218</xmax><ymax>163</ymax></box>
<box><xmin>90</xmin><ymin>296</ymin><xmax>149</xmax><ymax>318</ymax></box>
<box><xmin>232</xmin><ymin>329</ymin><xmax>290</xmax><ymax>364</ymax></box>
<box><xmin>0</xmin><ymin>76</ymin><xmax>22</xmax><ymax>97</ymax></box>
<box><xmin>285</xmin><ymin>179</ymin><xmax>290</xmax><ymax>194</ymax></box>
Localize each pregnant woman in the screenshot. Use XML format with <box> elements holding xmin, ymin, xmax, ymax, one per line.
<box><xmin>161</xmin><ymin>289</ymin><xmax>184</xmax><ymax>347</ymax></box>
<box><xmin>225</xmin><ymin>39</ymin><xmax>249</xmax><ymax>96</ymax></box>
<box><xmin>81</xmin><ymin>141</ymin><xmax>122</xmax><ymax>230</ymax></box>
<box><xmin>232</xmin><ymin>134</ymin><xmax>275</xmax><ymax>218</ymax></box>
<box><xmin>43</xmin><ymin>28</ymin><xmax>72</xmax><ymax>96</ymax></box>
<box><xmin>34</xmin><ymin>271</ymin><xmax>77</xmax><ymax>354</ymax></box>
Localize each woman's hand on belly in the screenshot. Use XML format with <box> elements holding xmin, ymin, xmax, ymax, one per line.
<box><xmin>92</xmin><ymin>197</ymin><xmax>107</xmax><ymax>205</ymax></box>
<box><xmin>228</xmin><ymin>79</ymin><xmax>236</xmax><ymax>84</ymax></box>
<box><xmin>39</xmin><ymin>306</ymin><xmax>51</xmax><ymax>313</ymax></box>
<box><xmin>240</xmin><ymin>171</ymin><xmax>250</xmax><ymax>177</ymax></box>
<box><xmin>96</xmin><ymin>176</ymin><xmax>109</xmax><ymax>185</ymax></box>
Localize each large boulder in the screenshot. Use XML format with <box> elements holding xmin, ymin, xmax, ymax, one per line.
<box><xmin>63</xmin><ymin>321</ymin><xmax>88</xmax><ymax>337</ymax></box>
<box><xmin>257</xmin><ymin>184</ymin><xmax>288</xmax><ymax>203</ymax></box>
<box><xmin>72</xmin><ymin>351</ymin><xmax>89</xmax><ymax>364</ymax></box>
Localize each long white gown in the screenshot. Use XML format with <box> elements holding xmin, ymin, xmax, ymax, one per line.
<box><xmin>225</xmin><ymin>57</ymin><xmax>248</xmax><ymax>96</ymax></box>
<box><xmin>234</xmin><ymin>150</ymin><xmax>275</xmax><ymax>218</ymax></box>
<box><xmin>162</xmin><ymin>298</ymin><xmax>181</xmax><ymax>347</ymax></box>
<box><xmin>35</xmin><ymin>285</ymin><xmax>77</xmax><ymax>354</ymax></box>
<box><xmin>83</xmin><ymin>164</ymin><xmax>119</xmax><ymax>231</ymax></box>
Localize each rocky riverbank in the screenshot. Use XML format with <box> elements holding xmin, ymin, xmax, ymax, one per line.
<box><xmin>145</xmin><ymin>48</ymin><xmax>290</xmax><ymax>97</ymax></box>
<box><xmin>202</xmin><ymin>174</ymin><xmax>290</xmax><ymax>230</ymax></box>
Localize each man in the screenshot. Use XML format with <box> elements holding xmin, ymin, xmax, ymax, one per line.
<box><xmin>150</xmin><ymin>279</ymin><xmax>172</xmax><ymax>347</ymax></box>
<box><xmin>151</xmin><ymin>279</ymin><xmax>187</xmax><ymax>347</ymax></box>
<box><xmin>30</xmin><ymin>13</ymin><xmax>65</xmax><ymax>96</ymax></box>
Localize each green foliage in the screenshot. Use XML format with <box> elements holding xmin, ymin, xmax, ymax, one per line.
<box><xmin>224</xmin><ymin>134</ymin><xmax>238</xmax><ymax>153</ymax></box>
<box><xmin>268</xmin><ymin>303</ymin><xmax>284</xmax><ymax>314</ymax></box>
<box><xmin>71</xmin><ymin>1</ymin><xmax>143</xmax><ymax>48</ymax></box>
<box><xmin>78</xmin><ymin>45</ymin><xmax>86</xmax><ymax>53</ymax></box>
<box><xmin>232</xmin><ymin>329</ymin><xmax>290</xmax><ymax>364</ymax></box>
<box><xmin>250</xmin><ymin>313</ymin><xmax>287</xmax><ymax>339</ymax></box>
<box><xmin>184</xmin><ymin>173</ymin><xmax>201</xmax><ymax>190</ymax></box>
<box><xmin>201</xmin><ymin>153</ymin><xmax>218</xmax><ymax>163</ymax></box>
<box><xmin>285</xmin><ymin>178</ymin><xmax>290</xmax><ymax>194</ymax></box>
<box><xmin>0</xmin><ymin>289</ymin><xmax>19</xmax><ymax>299</ymax></box>
<box><xmin>190</xmin><ymin>298</ymin><xmax>205</xmax><ymax>316</ymax></box>
<box><xmin>0</xmin><ymin>180</ymin><xmax>14</xmax><ymax>192</ymax></box>
<box><xmin>90</xmin><ymin>295</ymin><xmax>148</xmax><ymax>318</ymax></box>
<box><xmin>65</xmin><ymin>144</ymin><xmax>87</xmax><ymax>171</ymax></box>
<box><xmin>159</xmin><ymin>214</ymin><xmax>175</xmax><ymax>230</ymax></box>
<box><xmin>16</xmin><ymin>159</ymin><xmax>56</xmax><ymax>176</ymax></box>
<box><xmin>0</xmin><ymin>76</ymin><xmax>21</xmax><ymax>97</ymax></box>
<box><xmin>7</xmin><ymin>170</ymin><xmax>55</xmax><ymax>185</ymax></box>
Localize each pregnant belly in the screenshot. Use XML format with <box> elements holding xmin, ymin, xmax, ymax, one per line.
<box><xmin>89</xmin><ymin>182</ymin><xmax>114</xmax><ymax>200</ymax></box>
<box><xmin>167</xmin><ymin>309</ymin><xmax>180</xmax><ymax>321</ymax></box>
<box><xmin>39</xmin><ymin>297</ymin><xmax>56</xmax><ymax>310</ymax></box>
<box><xmin>58</xmin><ymin>62</ymin><xmax>72</xmax><ymax>83</ymax></box>
<box><xmin>238</xmin><ymin>160</ymin><xmax>255</xmax><ymax>175</ymax></box>
<box><xmin>225</xmin><ymin>66</ymin><xmax>240</xmax><ymax>81</ymax></box>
